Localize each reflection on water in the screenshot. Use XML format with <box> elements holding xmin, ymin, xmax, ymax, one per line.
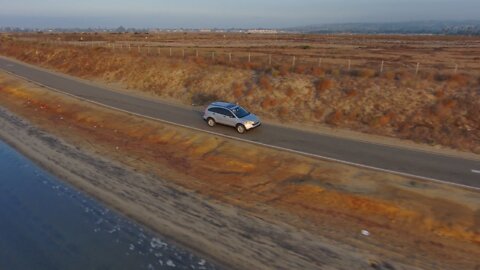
<box><xmin>0</xmin><ymin>140</ymin><xmax>216</xmax><ymax>270</ymax></box>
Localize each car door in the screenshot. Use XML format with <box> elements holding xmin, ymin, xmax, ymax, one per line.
<box><xmin>208</xmin><ymin>107</ymin><xmax>222</xmax><ymax>123</ymax></box>
<box><xmin>215</xmin><ymin>108</ymin><xmax>234</xmax><ymax>126</ymax></box>
<box><xmin>221</xmin><ymin>109</ymin><xmax>237</xmax><ymax>127</ymax></box>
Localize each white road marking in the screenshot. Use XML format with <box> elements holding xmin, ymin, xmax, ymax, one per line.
<box><xmin>2</xmin><ymin>68</ymin><xmax>480</xmax><ymax>192</ymax></box>
<box><xmin>472</xmin><ymin>170</ymin><xmax>480</xmax><ymax>174</ymax></box>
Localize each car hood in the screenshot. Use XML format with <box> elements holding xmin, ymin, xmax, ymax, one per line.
<box><xmin>241</xmin><ymin>114</ymin><xmax>260</xmax><ymax>123</ymax></box>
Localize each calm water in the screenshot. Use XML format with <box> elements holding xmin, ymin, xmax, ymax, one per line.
<box><xmin>0</xmin><ymin>140</ymin><xmax>216</xmax><ymax>270</ymax></box>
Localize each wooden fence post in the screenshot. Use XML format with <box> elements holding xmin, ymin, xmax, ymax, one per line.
<box><xmin>454</xmin><ymin>64</ymin><xmax>458</xmax><ymax>74</ymax></box>
<box><xmin>415</xmin><ymin>62</ymin><xmax>420</xmax><ymax>76</ymax></box>
<box><xmin>348</xmin><ymin>59</ymin><xmax>351</xmax><ymax>71</ymax></box>
<box><xmin>380</xmin><ymin>60</ymin><xmax>384</xmax><ymax>74</ymax></box>
<box><xmin>292</xmin><ymin>56</ymin><xmax>296</xmax><ymax>68</ymax></box>
<box><xmin>318</xmin><ymin>58</ymin><xmax>322</xmax><ymax>67</ymax></box>
<box><xmin>268</xmin><ymin>54</ymin><xmax>272</xmax><ymax>66</ymax></box>
<box><xmin>169</xmin><ymin>47</ymin><xmax>172</xmax><ymax>57</ymax></box>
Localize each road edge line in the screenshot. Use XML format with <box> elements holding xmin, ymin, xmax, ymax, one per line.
<box><xmin>2</xmin><ymin>69</ymin><xmax>480</xmax><ymax>192</ymax></box>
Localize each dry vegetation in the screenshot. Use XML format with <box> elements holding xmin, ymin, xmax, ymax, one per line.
<box><xmin>1</xmin><ymin>33</ymin><xmax>479</xmax><ymax>153</ymax></box>
<box><xmin>0</xmin><ymin>72</ymin><xmax>479</xmax><ymax>269</ymax></box>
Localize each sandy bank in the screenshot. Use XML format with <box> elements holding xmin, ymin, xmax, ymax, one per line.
<box><xmin>0</xmin><ymin>107</ymin><xmax>377</xmax><ymax>270</ymax></box>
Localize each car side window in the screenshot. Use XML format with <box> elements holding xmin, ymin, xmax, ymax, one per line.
<box><xmin>209</xmin><ymin>107</ymin><xmax>222</xmax><ymax>114</ymax></box>
<box><xmin>220</xmin><ymin>108</ymin><xmax>235</xmax><ymax>117</ymax></box>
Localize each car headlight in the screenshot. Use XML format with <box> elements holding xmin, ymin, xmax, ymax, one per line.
<box><xmin>244</xmin><ymin>121</ymin><xmax>255</xmax><ymax>126</ymax></box>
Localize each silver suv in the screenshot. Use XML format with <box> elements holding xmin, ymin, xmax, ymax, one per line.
<box><xmin>203</xmin><ymin>102</ymin><xmax>261</xmax><ymax>133</ymax></box>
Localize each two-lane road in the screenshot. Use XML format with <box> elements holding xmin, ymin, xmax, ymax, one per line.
<box><xmin>0</xmin><ymin>56</ymin><xmax>478</xmax><ymax>189</ymax></box>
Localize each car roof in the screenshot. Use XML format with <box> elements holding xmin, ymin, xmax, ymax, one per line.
<box><xmin>209</xmin><ymin>101</ymin><xmax>237</xmax><ymax>109</ymax></box>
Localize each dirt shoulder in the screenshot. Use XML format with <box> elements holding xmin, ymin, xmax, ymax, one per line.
<box><xmin>0</xmin><ymin>71</ymin><xmax>479</xmax><ymax>269</ymax></box>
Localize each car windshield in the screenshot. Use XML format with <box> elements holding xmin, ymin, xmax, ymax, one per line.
<box><xmin>231</xmin><ymin>106</ymin><xmax>250</xmax><ymax>118</ymax></box>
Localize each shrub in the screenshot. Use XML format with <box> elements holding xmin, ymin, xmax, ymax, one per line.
<box><xmin>442</xmin><ymin>98</ymin><xmax>457</xmax><ymax>109</ymax></box>
<box><xmin>192</xmin><ymin>57</ymin><xmax>207</xmax><ymax>66</ymax></box>
<box><xmin>232</xmin><ymin>82</ymin><xmax>244</xmax><ymax>99</ymax></box>
<box><xmin>313</xmin><ymin>107</ymin><xmax>324</xmax><ymax>120</ymax></box>
<box><xmin>434</xmin><ymin>89</ymin><xmax>445</xmax><ymax>98</ymax></box>
<box><xmin>325</xmin><ymin>110</ymin><xmax>343</xmax><ymax>126</ymax></box>
<box><xmin>394</xmin><ymin>70</ymin><xmax>411</xmax><ymax>81</ymax></box>
<box><xmin>329</xmin><ymin>68</ymin><xmax>341</xmax><ymax>77</ymax></box>
<box><xmin>349</xmin><ymin>68</ymin><xmax>376</xmax><ymax>78</ymax></box>
<box><xmin>375</xmin><ymin>113</ymin><xmax>394</xmax><ymax>127</ymax></box>
<box><xmin>434</xmin><ymin>73</ymin><xmax>450</xmax><ymax>82</ymax></box>
<box><xmin>294</xmin><ymin>65</ymin><xmax>306</xmax><ymax>74</ymax></box>
<box><xmin>278</xmin><ymin>106</ymin><xmax>290</xmax><ymax>119</ymax></box>
<box><xmin>258</xmin><ymin>75</ymin><xmax>273</xmax><ymax>92</ymax></box>
<box><xmin>311</xmin><ymin>67</ymin><xmax>325</xmax><ymax>76</ymax></box>
<box><xmin>270</xmin><ymin>68</ymin><xmax>281</xmax><ymax>78</ymax></box>
<box><xmin>285</xmin><ymin>87</ymin><xmax>295</xmax><ymax>98</ymax></box>
<box><xmin>382</xmin><ymin>71</ymin><xmax>396</xmax><ymax>80</ymax></box>
<box><xmin>278</xmin><ymin>64</ymin><xmax>290</xmax><ymax>76</ymax></box>
<box><xmin>191</xmin><ymin>92</ymin><xmax>219</xmax><ymax>106</ymax></box>
<box><xmin>344</xmin><ymin>88</ymin><xmax>358</xmax><ymax>98</ymax></box>
<box><xmin>261</xmin><ymin>96</ymin><xmax>277</xmax><ymax>109</ymax></box>
<box><xmin>419</xmin><ymin>71</ymin><xmax>435</xmax><ymax>81</ymax></box>
<box><xmin>315</xmin><ymin>78</ymin><xmax>335</xmax><ymax>94</ymax></box>
<box><xmin>447</xmin><ymin>74</ymin><xmax>469</xmax><ymax>87</ymax></box>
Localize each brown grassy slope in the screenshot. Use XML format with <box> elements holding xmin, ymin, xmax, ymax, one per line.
<box><xmin>1</xmin><ymin>39</ymin><xmax>479</xmax><ymax>153</ymax></box>
<box><xmin>0</xmin><ymin>72</ymin><xmax>479</xmax><ymax>269</ymax></box>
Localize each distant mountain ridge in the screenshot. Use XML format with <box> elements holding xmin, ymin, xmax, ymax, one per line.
<box><xmin>288</xmin><ymin>20</ymin><xmax>480</xmax><ymax>35</ymax></box>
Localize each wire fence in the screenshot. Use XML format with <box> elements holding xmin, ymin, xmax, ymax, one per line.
<box><xmin>7</xmin><ymin>38</ymin><xmax>480</xmax><ymax>77</ymax></box>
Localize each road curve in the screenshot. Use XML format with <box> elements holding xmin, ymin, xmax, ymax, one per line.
<box><xmin>0</xmin><ymin>56</ymin><xmax>479</xmax><ymax>189</ymax></box>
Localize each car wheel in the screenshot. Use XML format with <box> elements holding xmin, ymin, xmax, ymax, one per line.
<box><xmin>236</xmin><ymin>124</ymin><xmax>246</xmax><ymax>134</ymax></box>
<box><xmin>207</xmin><ymin>118</ymin><xmax>216</xmax><ymax>127</ymax></box>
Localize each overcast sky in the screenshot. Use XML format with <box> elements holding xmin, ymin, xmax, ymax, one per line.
<box><xmin>1</xmin><ymin>0</ymin><xmax>479</xmax><ymax>28</ymax></box>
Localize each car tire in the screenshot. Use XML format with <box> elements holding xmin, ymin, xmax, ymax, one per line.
<box><xmin>236</xmin><ymin>124</ymin><xmax>246</xmax><ymax>134</ymax></box>
<box><xmin>207</xmin><ymin>118</ymin><xmax>216</xmax><ymax>127</ymax></box>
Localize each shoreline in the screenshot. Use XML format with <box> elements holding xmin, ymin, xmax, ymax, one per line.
<box><xmin>0</xmin><ymin>107</ymin><xmax>365</xmax><ymax>270</ymax></box>
<box><xmin>0</xmin><ymin>107</ymin><xmax>232</xmax><ymax>269</ymax></box>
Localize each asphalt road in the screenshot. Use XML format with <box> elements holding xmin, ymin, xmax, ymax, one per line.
<box><xmin>0</xmin><ymin>56</ymin><xmax>479</xmax><ymax>189</ymax></box>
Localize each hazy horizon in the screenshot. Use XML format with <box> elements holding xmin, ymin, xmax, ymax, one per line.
<box><xmin>1</xmin><ymin>0</ymin><xmax>479</xmax><ymax>28</ymax></box>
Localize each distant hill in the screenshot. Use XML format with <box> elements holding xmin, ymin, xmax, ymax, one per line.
<box><xmin>287</xmin><ymin>21</ymin><xmax>480</xmax><ymax>35</ymax></box>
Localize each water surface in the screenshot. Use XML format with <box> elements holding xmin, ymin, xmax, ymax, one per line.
<box><xmin>0</xmin><ymin>140</ymin><xmax>216</xmax><ymax>270</ymax></box>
